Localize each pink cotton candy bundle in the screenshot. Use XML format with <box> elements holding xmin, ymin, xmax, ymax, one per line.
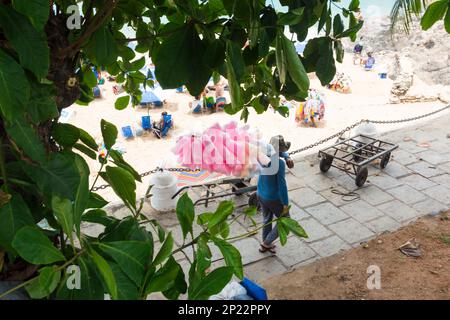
<box><xmin>172</xmin><ymin>121</ymin><xmax>265</xmax><ymax>177</ymax></box>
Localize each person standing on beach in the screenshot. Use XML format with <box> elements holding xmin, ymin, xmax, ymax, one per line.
<box><xmin>257</xmin><ymin>135</ymin><xmax>291</xmax><ymax>254</ymax></box>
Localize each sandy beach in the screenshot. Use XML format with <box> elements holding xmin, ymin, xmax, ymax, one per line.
<box><xmin>65</xmin><ymin>54</ymin><xmax>448</xmax><ymax>202</ymax></box>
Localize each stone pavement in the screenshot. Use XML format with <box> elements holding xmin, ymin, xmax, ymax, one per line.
<box><xmin>83</xmin><ymin>113</ymin><xmax>450</xmax><ymax>296</ymax></box>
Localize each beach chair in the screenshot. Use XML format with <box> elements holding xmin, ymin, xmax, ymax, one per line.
<box><xmin>141</xmin><ymin>115</ymin><xmax>152</xmax><ymax>130</ymax></box>
<box><xmin>161</xmin><ymin>114</ymin><xmax>173</xmax><ymax>137</ymax></box>
<box><xmin>154</xmin><ymin>114</ymin><xmax>173</xmax><ymax>139</ymax></box>
<box><xmin>121</xmin><ymin>126</ymin><xmax>133</xmax><ymax>139</ymax></box>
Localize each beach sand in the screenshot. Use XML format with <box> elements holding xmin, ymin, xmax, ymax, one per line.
<box><xmin>65</xmin><ymin>54</ymin><xmax>448</xmax><ymax>203</ymax></box>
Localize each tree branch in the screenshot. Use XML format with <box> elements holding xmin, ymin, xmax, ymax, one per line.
<box><xmin>58</xmin><ymin>0</ymin><xmax>118</xmax><ymax>58</ymax></box>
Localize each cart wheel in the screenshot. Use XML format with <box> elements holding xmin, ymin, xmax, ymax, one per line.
<box><xmin>380</xmin><ymin>152</ymin><xmax>391</xmax><ymax>169</ymax></box>
<box><xmin>355</xmin><ymin>167</ymin><xmax>368</xmax><ymax>187</ymax></box>
<box><xmin>319</xmin><ymin>156</ymin><xmax>333</xmax><ymax>173</ymax></box>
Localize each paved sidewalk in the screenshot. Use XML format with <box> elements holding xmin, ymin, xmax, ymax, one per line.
<box><xmin>86</xmin><ymin>113</ymin><xmax>450</xmax><ymax>291</ymax></box>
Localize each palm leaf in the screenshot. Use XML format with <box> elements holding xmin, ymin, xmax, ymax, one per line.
<box><xmin>390</xmin><ymin>0</ymin><xmax>429</xmax><ymax>35</ymax></box>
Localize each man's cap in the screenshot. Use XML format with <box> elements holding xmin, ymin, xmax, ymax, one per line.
<box><xmin>269</xmin><ymin>135</ymin><xmax>291</xmax><ymax>153</ymax></box>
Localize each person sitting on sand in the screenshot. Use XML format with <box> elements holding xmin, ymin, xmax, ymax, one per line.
<box><xmin>153</xmin><ymin>111</ymin><xmax>173</xmax><ymax>139</ymax></box>
<box><xmin>189</xmin><ymin>95</ymin><xmax>203</xmax><ymax>113</ymax></box>
<box><xmin>364</xmin><ymin>52</ymin><xmax>376</xmax><ymax>71</ymax></box>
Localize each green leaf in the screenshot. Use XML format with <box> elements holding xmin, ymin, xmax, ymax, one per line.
<box><xmin>24</xmin><ymin>152</ymin><xmax>81</xmax><ymax>200</ymax></box>
<box><xmin>108</xmin><ymin>150</ymin><xmax>141</xmax><ymax>182</ymax></box>
<box><xmin>26</xmin><ymin>266</ymin><xmax>61</xmax><ymax>299</ymax></box>
<box><xmin>162</xmin><ymin>265</ymin><xmax>187</xmax><ymax>300</ymax></box>
<box><xmin>73</xmin><ymin>143</ymin><xmax>97</xmax><ymax>160</ymax></box>
<box><xmin>12</xmin><ymin>226</ymin><xmax>66</xmax><ymax>264</ymax></box>
<box><xmin>0</xmin><ymin>49</ymin><xmax>30</xmax><ymax>122</ymax></box>
<box><xmin>208</xmin><ymin>201</ymin><xmax>234</xmax><ymax>230</ymax></box>
<box><xmin>0</xmin><ymin>4</ymin><xmax>49</xmax><ymax>79</ymax></box>
<box><xmin>316</xmin><ymin>37</ymin><xmax>336</xmax><ymax>86</ymax></box>
<box><xmin>51</xmin><ymin>196</ymin><xmax>74</xmax><ymax>245</ymax></box>
<box><xmin>153</xmin><ymin>23</ymin><xmax>211</xmax><ymax>95</ymax></box>
<box><xmin>421</xmin><ymin>0</ymin><xmax>448</xmax><ymax>30</ymax></box>
<box><xmin>348</xmin><ymin>0</ymin><xmax>360</xmax><ymax>11</ymax></box>
<box><xmin>52</xmin><ymin>123</ymin><xmax>80</xmax><ymax>148</ymax></box>
<box><xmin>110</xmin><ymin>262</ymin><xmax>140</xmax><ymax>300</ymax></box>
<box><xmin>153</xmin><ymin>231</ymin><xmax>173</xmax><ymax>266</ymax></box>
<box><xmin>105</xmin><ymin>166</ymin><xmax>136</xmax><ymax>210</ymax></box>
<box><xmin>100</xmin><ymin>119</ymin><xmax>118</xmax><ymax>150</ymax></box>
<box><xmin>98</xmin><ymin>241</ymin><xmax>152</xmax><ymax>287</ymax></box>
<box><xmin>72</xmin><ymin>154</ymin><xmax>89</xmax><ymax>235</ymax></box>
<box><xmin>56</xmin><ymin>256</ymin><xmax>105</xmax><ymax>300</ymax></box>
<box><xmin>28</xmin><ymin>81</ymin><xmax>58</xmax><ymax>124</ymax></box>
<box><xmin>12</xmin><ymin>0</ymin><xmax>49</xmax><ymax>31</ymax></box>
<box><xmin>333</xmin><ymin>14</ymin><xmax>344</xmax><ymax>37</ymax></box>
<box><xmin>225</xmin><ymin>41</ymin><xmax>243</xmax><ymax>112</ymax></box>
<box><xmin>78</xmin><ymin>128</ymin><xmax>98</xmax><ymax>151</ymax></box>
<box><xmin>145</xmin><ymin>256</ymin><xmax>180</xmax><ymax>294</ymax></box>
<box><xmin>277</xmin><ymin>223</ymin><xmax>288</xmax><ymax>246</ymax></box>
<box><xmin>189</xmin><ymin>266</ymin><xmax>234</xmax><ymax>300</ymax></box>
<box><xmin>278</xmin><ymin>10</ymin><xmax>304</xmax><ymax>25</ymax></box>
<box><xmin>81</xmin><ymin>67</ymin><xmax>98</xmax><ymax>88</ymax></box>
<box><xmin>444</xmin><ymin>3</ymin><xmax>450</xmax><ymax>33</ymax></box>
<box><xmin>90</xmin><ymin>249</ymin><xmax>118</xmax><ymax>299</ymax></box>
<box><xmin>281</xmin><ymin>34</ymin><xmax>310</xmax><ymax>93</ymax></box>
<box><xmin>85</xmin><ymin>25</ymin><xmax>119</xmax><ymax>67</ymax></box>
<box><xmin>280</xmin><ymin>217</ymin><xmax>308</xmax><ymax>238</ymax></box>
<box><xmin>212</xmin><ymin>237</ymin><xmax>243</xmax><ymax>279</ymax></box>
<box><xmin>275</xmin><ymin>34</ymin><xmax>287</xmax><ymax>84</ymax></box>
<box><xmin>334</xmin><ymin>40</ymin><xmax>344</xmax><ymax>63</ymax></box>
<box><xmin>100</xmin><ymin>216</ymin><xmax>151</xmax><ymax>242</ymax></box>
<box><xmin>5</xmin><ymin>119</ymin><xmax>46</xmax><ymax>164</ymax></box>
<box><xmin>176</xmin><ymin>193</ymin><xmax>195</xmax><ymax>240</ymax></box>
<box><xmin>0</xmin><ymin>193</ymin><xmax>35</xmax><ymax>253</ymax></box>
<box><xmin>114</xmin><ymin>96</ymin><xmax>130</xmax><ymax>110</ymax></box>
<box><xmin>87</xmin><ymin>192</ymin><xmax>108</xmax><ymax>209</ymax></box>
<box><xmin>82</xmin><ymin>209</ymin><xmax>117</xmax><ymax>226</ymax></box>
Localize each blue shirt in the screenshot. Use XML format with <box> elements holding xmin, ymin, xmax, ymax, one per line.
<box><xmin>257</xmin><ymin>158</ymin><xmax>289</xmax><ymax>205</ymax></box>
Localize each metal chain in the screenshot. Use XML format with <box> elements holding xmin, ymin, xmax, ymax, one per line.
<box><xmin>92</xmin><ymin>105</ymin><xmax>450</xmax><ymax>191</ymax></box>
<box><xmin>92</xmin><ymin>167</ymin><xmax>200</xmax><ymax>191</ymax></box>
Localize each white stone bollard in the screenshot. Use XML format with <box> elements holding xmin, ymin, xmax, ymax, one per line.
<box><xmin>149</xmin><ymin>170</ymin><xmax>179</xmax><ymax>212</ymax></box>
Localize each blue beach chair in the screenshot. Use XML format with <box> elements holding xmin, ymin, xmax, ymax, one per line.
<box><xmin>141</xmin><ymin>116</ymin><xmax>152</xmax><ymax>130</ymax></box>
<box><xmin>161</xmin><ymin>114</ymin><xmax>172</xmax><ymax>137</ymax></box>
<box><xmin>121</xmin><ymin>126</ymin><xmax>133</xmax><ymax>139</ymax></box>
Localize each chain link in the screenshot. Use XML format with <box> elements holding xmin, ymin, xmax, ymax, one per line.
<box><xmin>92</xmin><ymin>105</ymin><xmax>450</xmax><ymax>191</ymax></box>
<box><xmin>92</xmin><ymin>167</ymin><xmax>201</xmax><ymax>191</ymax></box>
